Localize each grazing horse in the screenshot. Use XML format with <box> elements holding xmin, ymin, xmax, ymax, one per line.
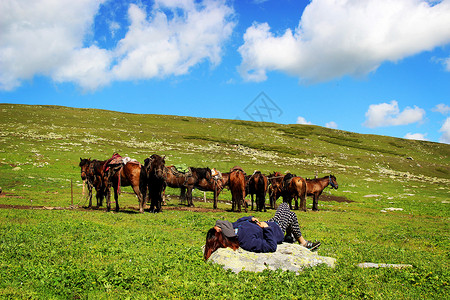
<box><xmin>79</xmin><ymin>158</ymin><xmax>107</xmax><ymax>207</ymax></box>
<box><xmin>247</xmin><ymin>171</ymin><xmax>268</xmax><ymax>212</ymax></box>
<box><xmin>106</xmin><ymin>157</ymin><xmax>148</xmax><ymax>213</ymax></box>
<box><xmin>305</xmin><ymin>175</ymin><xmax>339</xmax><ymax>211</ymax></box>
<box><xmin>282</xmin><ymin>176</ymin><xmax>307</xmax><ymax>210</ymax></box>
<box><xmin>229</xmin><ymin>166</ymin><xmax>247</xmax><ymax>212</ymax></box>
<box><xmin>268</xmin><ymin>171</ymin><xmax>283</xmax><ymax>209</ymax></box>
<box><xmin>144</xmin><ymin>154</ymin><xmax>166</xmax><ymax>213</ymax></box>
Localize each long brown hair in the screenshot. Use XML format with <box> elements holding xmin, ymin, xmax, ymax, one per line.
<box><xmin>204</xmin><ymin>228</ymin><xmax>239</xmax><ymax>261</ymax></box>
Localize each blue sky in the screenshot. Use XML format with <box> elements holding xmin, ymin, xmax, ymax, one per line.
<box><xmin>1</xmin><ymin>0</ymin><xmax>450</xmax><ymax>144</ymax></box>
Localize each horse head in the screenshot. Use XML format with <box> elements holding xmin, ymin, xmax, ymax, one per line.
<box><xmin>79</xmin><ymin>158</ymin><xmax>91</xmax><ymax>181</ymax></box>
<box><xmin>329</xmin><ymin>175</ymin><xmax>338</xmax><ymax>189</ymax></box>
<box><xmin>145</xmin><ymin>154</ymin><xmax>166</xmax><ymax>180</ymax></box>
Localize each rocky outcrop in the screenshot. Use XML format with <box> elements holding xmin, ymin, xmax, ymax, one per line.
<box><xmin>207</xmin><ymin>243</ymin><xmax>336</xmax><ymax>274</ymax></box>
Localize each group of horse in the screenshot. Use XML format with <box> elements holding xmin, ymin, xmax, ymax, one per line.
<box><xmin>79</xmin><ymin>153</ymin><xmax>338</xmax><ymax>213</ymax></box>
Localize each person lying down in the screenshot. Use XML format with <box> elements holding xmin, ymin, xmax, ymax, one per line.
<box><xmin>204</xmin><ymin>203</ymin><xmax>321</xmax><ymax>260</ymax></box>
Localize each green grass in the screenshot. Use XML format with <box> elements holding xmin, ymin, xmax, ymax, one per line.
<box><xmin>0</xmin><ymin>104</ymin><xmax>449</xmax><ymax>299</ymax></box>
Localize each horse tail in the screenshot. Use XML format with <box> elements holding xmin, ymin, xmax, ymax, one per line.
<box><xmin>139</xmin><ymin>164</ymin><xmax>148</xmax><ymax>198</ymax></box>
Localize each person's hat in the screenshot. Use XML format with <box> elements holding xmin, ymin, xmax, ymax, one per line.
<box><xmin>215</xmin><ymin>220</ymin><xmax>236</xmax><ymax>238</ymax></box>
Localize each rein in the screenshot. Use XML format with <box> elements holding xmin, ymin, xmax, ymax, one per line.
<box><xmin>328</xmin><ymin>175</ymin><xmax>336</xmax><ymax>189</ymax></box>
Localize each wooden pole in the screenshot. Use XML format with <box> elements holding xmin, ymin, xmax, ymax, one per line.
<box><xmin>71</xmin><ymin>179</ymin><xmax>73</xmax><ymax>207</ymax></box>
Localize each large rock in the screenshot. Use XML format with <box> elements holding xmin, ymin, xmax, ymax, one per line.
<box><xmin>207</xmin><ymin>243</ymin><xmax>336</xmax><ymax>274</ymax></box>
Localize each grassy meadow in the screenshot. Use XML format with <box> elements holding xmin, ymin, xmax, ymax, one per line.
<box><xmin>0</xmin><ymin>103</ymin><xmax>449</xmax><ymax>299</ymax></box>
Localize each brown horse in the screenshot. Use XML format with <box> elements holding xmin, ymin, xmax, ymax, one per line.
<box><xmin>144</xmin><ymin>154</ymin><xmax>166</xmax><ymax>213</ymax></box>
<box><xmin>163</xmin><ymin>165</ymin><xmax>191</xmax><ymax>203</ymax></box>
<box><xmin>79</xmin><ymin>158</ymin><xmax>94</xmax><ymax>207</ymax></box>
<box><xmin>106</xmin><ymin>158</ymin><xmax>148</xmax><ymax>213</ymax></box>
<box><xmin>185</xmin><ymin>167</ymin><xmax>223</xmax><ymax>208</ymax></box>
<box><xmin>247</xmin><ymin>171</ymin><xmax>268</xmax><ymax>212</ymax></box>
<box><xmin>305</xmin><ymin>175</ymin><xmax>339</xmax><ymax>211</ymax></box>
<box><xmin>268</xmin><ymin>171</ymin><xmax>283</xmax><ymax>209</ymax></box>
<box><xmin>229</xmin><ymin>166</ymin><xmax>247</xmax><ymax>212</ymax></box>
<box><xmin>79</xmin><ymin>158</ymin><xmax>107</xmax><ymax>207</ymax></box>
<box><xmin>282</xmin><ymin>174</ymin><xmax>306</xmax><ymax>211</ymax></box>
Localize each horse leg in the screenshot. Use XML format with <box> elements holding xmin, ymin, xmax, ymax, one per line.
<box><xmin>312</xmin><ymin>194</ymin><xmax>319</xmax><ymax>211</ymax></box>
<box><xmin>114</xmin><ymin>187</ymin><xmax>119</xmax><ymax>212</ymax></box>
<box><xmin>294</xmin><ymin>195</ymin><xmax>299</xmax><ymax>210</ymax></box>
<box><xmin>87</xmin><ymin>184</ymin><xmax>93</xmax><ymax>208</ymax></box>
<box><xmin>260</xmin><ymin>193</ymin><xmax>266</xmax><ymax>212</ymax></box>
<box><xmin>300</xmin><ymin>195</ymin><xmax>306</xmax><ymax>212</ymax></box>
<box><xmin>105</xmin><ymin>186</ymin><xmax>112</xmax><ymax>212</ymax></box>
<box><xmin>180</xmin><ymin>186</ymin><xmax>186</xmax><ymax>202</ymax></box>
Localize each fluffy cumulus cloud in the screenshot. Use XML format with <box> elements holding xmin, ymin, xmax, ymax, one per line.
<box><xmin>296</xmin><ymin>116</ymin><xmax>312</xmax><ymax>125</ymax></box>
<box><xmin>440</xmin><ymin>117</ymin><xmax>450</xmax><ymax>144</ymax></box>
<box><xmin>404</xmin><ymin>132</ymin><xmax>428</xmax><ymax>141</ymax></box>
<box><xmin>112</xmin><ymin>0</ymin><xmax>235</xmax><ymax>80</ymax></box>
<box><xmin>432</xmin><ymin>103</ymin><xmax>450</xmax><ymax>114</ymax></box>
<box><xmin>363</xmin><ymin>100</ymin><xmax>425</xmax><ymax>128</ymax></box>
<box><xmin>0</xmin><ymin>0</ymin><xmax>107</xmax><ymax>90</ymax></box>
<box><xmin>0</xmin><ymin>0</ymin><xmax>235</xmax><ymax>91</ymax></box>
<box><xmin>238</xmin><ymin>0</ymin><xmax>450</xmax><ymax>82</ymax></box>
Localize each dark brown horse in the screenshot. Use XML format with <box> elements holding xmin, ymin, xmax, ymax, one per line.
<box><xmin>268</xmin><ymin>171</ymin><xmax>283</xmax><ymax>209</ymax></box>
<box><xmin>247</xmin><ymin>171</ymin><xmax>268</xmax><ymax>212</ymax></box>
<box><xmin>163</xmin><ymin>165</ymin><xmax>191</xmax><ymax>203</ymax></box>
<box><xmin>79</xmin><ymin>158</ymin><xmax>107</xmax><ymax>207</ymax></box>
<box><xmin>185</xmin><ymin>167</ymin><xmax>223</xmax><ymax>208</ymax></box>
<box><xmin>281</xmin><ymin>173</ymin><xmax>306</xmax><ymax>210</ymax></box>
<box><xmin>79</xmin><ymin>158</ymin><xmax>94</xmax><ymax>207</ymax></box>
<box><xmin>106</xmin><ymin>157</ymin><xmax>148</xmax><ymax>213</ymax></box>
<box><xmin>144</xmin><ymin>154</ymin><xmax>166</xmax><ymax>213</ymax></box>
<box><xmin>305</xmin><ymin>175</ymin><xmax>339</xmax><ymax>211</ymax></box>
<box><xmin>229</xmin><ymin>166</ymin><xmax>247</xmax><ymax>212</ymax></box>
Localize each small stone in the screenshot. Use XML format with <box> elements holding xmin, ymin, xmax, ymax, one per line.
<box><xmin>358</xmin><ymin>262</ymin><xmax>412</xmax><ymax>269</ymax></box>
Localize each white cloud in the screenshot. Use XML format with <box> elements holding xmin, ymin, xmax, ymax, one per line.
<box><xmin>112</xmin><ymin>1</ymin><xmax>235</xmax><ymax>81</ymax></box>
<box><xmin>325</xmin><ymin>121</ymin><xmax>338</xmax><ymax>129</ymax></box>
<box><xmin>439</xmin><ymin>117</ymin><xmax>450</xmax><ymax>144</ymax></box>
<box><xmin>0</xmin><ymin>0</ymin><xmax>235</xmax><ymax>91</ymax></box>
<box><xmin>0</xmin><ymin>0</ymin><xmax>106</xmax><ymax>91</ymax></box>
<box><xmin>363</xmin><ymin>100</ymin><xmax>425</xmax><ymax>128</ymax></box>
<box><xmin>404</xmin><ymin>132</ymin><xmax>428</xmax><ymax>141</ymax></box>
<box><xmin>238</xmin><ymin>0</ymin><xmax>450</xmax><ymax>82</ymax></box>
<box><xmin>296</xmin><ymin>116</ymin><xmax>312</xmax><ymax>125</ymax></box>
<box><xmin>432</xmin><ymin>103</ymin><xmax>450</xmax><ymax>114</ymax></box>
<box><xmin>444</xmin><ymin>57</ymin><xmax>450</xmax><ymax>71</ymax></box>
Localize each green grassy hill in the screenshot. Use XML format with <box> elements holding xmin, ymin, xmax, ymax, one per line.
<box><xmin>0</xmin><ymin>103</ymin><xmax>449</xmax><ymax>299</ymax></box>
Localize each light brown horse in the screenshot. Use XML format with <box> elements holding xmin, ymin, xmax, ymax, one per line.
<box><xmin>247</xmin><ymin>171</ymin><xmax>268</xmax><ymax>212</ymax></box>
<box><xmin>305</xmin><ymin>175</ymin><xmax>339</xmax><ymax>211</ymax></box>
<box><xmin>282</xmin><ymin>174</ymin><xmax>306</xmax><ymax>211</ymax></box>
<box><xmin>268</xmin><ymin>171</ymin><xmax>283</xmax><ymax>209</ymax></box>
<box><xmin>229</xmin><ymin>166</ymin><xmax>247</xmax><ymax>212</ymax></box>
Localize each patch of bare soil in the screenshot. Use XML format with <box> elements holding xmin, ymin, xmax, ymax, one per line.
<box><xmin>319</xmin><ymin>194</ymin><xmax>353</xmax><ymax>203</ymax></box>
<box><xmin>0</xmin><ymin>193</ymin><xmax>352</xmax><ymax>212</ymax></box>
